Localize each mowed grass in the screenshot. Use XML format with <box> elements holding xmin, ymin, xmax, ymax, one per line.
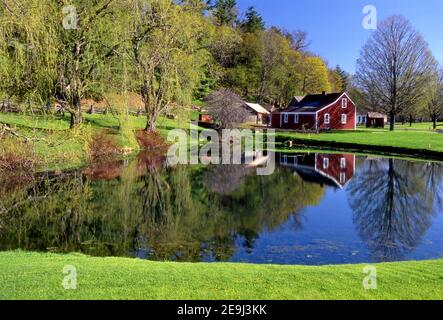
<box><xmin>0</xmin><ymin>251</ymin><xmax>442</xmax><ymax>300</ymax></box>
<box><xmin>278</xmin><ymin>124</ymin><xmax>443</xmax><ymax>153</ymax></box>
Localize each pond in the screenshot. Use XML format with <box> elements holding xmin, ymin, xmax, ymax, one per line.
<box><xmin>0</xmin><ymin>151</ymin><xmax>442</xmax><ymax>265</ymax></box>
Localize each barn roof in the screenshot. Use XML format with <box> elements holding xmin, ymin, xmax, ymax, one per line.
<box><xmin>367</xmin><ymin>112</ymin><xmax>386</xmax><ymax>118</ymax></box>
<box><xmin>288</xmin><ymin>96</ymin><xmax>306</xmax><ymax>106</ymax></box>
<box><xmin>244</xmin><ymin>102</ymin><xmax>270</xmax><ymax>115</ymax></box>
<box><xmin>285</xmin><ymin>92</ymin><xmax>345</xmax><ymax>113</ymax></box>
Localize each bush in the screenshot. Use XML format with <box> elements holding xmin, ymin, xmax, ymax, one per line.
<box><xmin>89</xmin><ymin>131</ymin><xmax>121</xmax><ymax>160</ymax></box>
<box><xmin>136</xmin><ymin>130</ymin><xmax>170</xmax><ymax>152</ymax></box>
<box><xmin>0</xmin><ymin>137</ymin><xmax>38</xmax><ymax>172</ymax></box>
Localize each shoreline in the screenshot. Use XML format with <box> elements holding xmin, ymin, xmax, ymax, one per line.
<box><xmin>275</xmin><ymin>133</ymin><xmax>443</xmax><ymax>162</ymax></box>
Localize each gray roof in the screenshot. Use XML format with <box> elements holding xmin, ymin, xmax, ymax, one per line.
<box><xmin>286</xmin><ymin>92</ymin><xmax>344</xmax><ymax>113</ymax></box>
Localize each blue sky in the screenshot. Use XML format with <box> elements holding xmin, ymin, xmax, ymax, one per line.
<box><xmin>236</xmin><ymin>0</ymin><xmax>443</xmax><ymax>74</ymax></box>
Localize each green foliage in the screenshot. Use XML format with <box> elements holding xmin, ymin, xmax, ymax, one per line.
<box><xmin>240</xmin><ymin>6</ymin><xmax>265</xmax><ymax>33</ymax></box>
<box><xmin>335</xmin><ymin>65</ymin><xmax>349</xmax><ymax>91</ymax></box>
<box><xmin>212</xmin><ymin>0</ymin><xmax>238</xmax><ymax>26</ymax></box>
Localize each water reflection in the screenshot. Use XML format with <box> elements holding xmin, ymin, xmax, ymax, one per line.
<box><xmin>278</xmin><ymin>153</ymin><xmax>355</xmax><ymax>189</ymax></box>
<box><xmin>347</xmin><ymin>158</ymin><xmax>440</xmax><ymax>261</ymax></box>
<box><xmin>0</xmin><ymin>151</ymin><xmax>442</xmax><ymax>265</ymax></box>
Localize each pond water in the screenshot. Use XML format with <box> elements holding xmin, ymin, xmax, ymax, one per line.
<box><xmin>1</xmin><ymin>151</ymin><xmax>442</xmax><ymax>265</ymax></box>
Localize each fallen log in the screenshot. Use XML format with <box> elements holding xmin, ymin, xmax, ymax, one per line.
<box><xmin>0</xmin><ymin>123</ymin><xmax>21</xmax><ymax>139</ymax></box>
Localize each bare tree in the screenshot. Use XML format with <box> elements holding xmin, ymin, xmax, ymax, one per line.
<box><xmin>289</xmin><ymin>30</ymin><xmax>310</xmax><ymax>51</ymax></box>
<box><xmin>205</xmin><ymin>88</ymin><xmax>249</xmax><ymax>128</ymax></box>
<box><xmin>355</xmin><ymin>16</ymin><xmax>437</xmax><ymax>131</ymax></box>
<box><xmin>426</xmin><ymin>67</ymin><xmax>443</xmax><ymax>129</ymax></box>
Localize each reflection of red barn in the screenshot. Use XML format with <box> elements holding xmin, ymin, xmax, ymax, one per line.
<box><xmin>278</xmin><ymin>153</ymin><xmax>355</xmax><ymax>189</ymax></box>
<box><xmin>271</xmin><ymin>92</ymin><xmax>356</xmax><ymax>131</ymax></box>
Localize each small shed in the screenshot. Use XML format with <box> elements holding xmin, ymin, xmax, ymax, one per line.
<box><xmin>243</xmin><ymin>102</ymin><xmax>270</xmax><ymax>125</ymax></box>
<box><xmin>367</xmin><ymin>112</ymin><xmax>386</xmax><ymax>128</ymax></box>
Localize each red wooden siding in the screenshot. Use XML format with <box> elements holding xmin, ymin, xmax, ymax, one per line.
<box><xmin>271</xmin><ymin>113</ymin><xmax>316</xmax><ymax>130</ymax></box>
<box><xmin>316</xmin><ymin>95</ymin><xmax>356</xmax><ymax>130</ymax></box>
<box><xmin>315</xmin><ymin>154</ymin><xmax>355</xmax><ymax>188</ymax></box>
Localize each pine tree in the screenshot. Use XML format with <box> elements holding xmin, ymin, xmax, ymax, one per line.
<box><xmin>240</xmin><ymin>6</ymin><xmax>265</xmax><ymax>33</ymax></box>
<box><xmin>335</xmin><ymin>65</ymin><xmax>349</xmax><ymax>91</ymax></box>
<box><xmin>212</xmin><ymin>0</ymin><xmax>238</xmax><ymax>26</ymax></box>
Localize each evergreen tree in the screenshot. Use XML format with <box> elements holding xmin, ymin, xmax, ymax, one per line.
<box><xmin>335</xmin><ymin>65</ymin><xmax>349</xmax><ymax>91</ymax></box>
<box><xmin>240</xmin><ymin>6</ymin><xmax>265</xmax><ymax>33</ymax></box>
<box><xmin>212</xmin><ymin>0</ymin><xmax>238</xmax><ymax>26</ymax></box>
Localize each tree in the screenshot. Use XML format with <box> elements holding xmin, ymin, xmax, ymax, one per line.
<box><xmin>335</xmin><ymin>65</ymin><xmax>349</xmax><ymax>91</ymax></box>
<box><xmin>0</xmin><ymin>0</ymin><xmax>121</xmax><ymax>128</ymax></box>
<box><xmin>287</xmin><ymin>30</ymin><xmax>310</xmax><ymax>51</ymax></box>
<box><xmin>212</xmin><ymin>0</ymin><xmax>237</xmax><ymax>27</ymax></box>
<box><xmin>125</xmin><ymin>0</ymin><xmax>209</xmax><ymax>132</ymax></box>
<box><xmin>425</xmin><ymin>67</ymin><xmax>443</xmax><ymax>129</ymax></box>
<box><xmin>348</xmin><ymin>158</ymin><xmax>437</xmax><ymax>261</ymax></box>
<box><xmin>356</xmin><ymin>16</ymin><xmax>437</xmax><ymax>131</ymax></box>
<box><xmin>299</xmin><ymin>56</ymin><xmax>331</xmax><ymax>95</ymax></box>
<box><xmin>328</xmin><ymin>69</ymin><xmax>344</xmax><ymax>93</ymax></box>
<box><xmin>205</xmin><ymin>88</ymin><xmax>249</xmax><ymax>128</ymax></box>
<box><xmin>0</xmin><ymin>0</ymin><xmax>59</xmax><ymax>114</ymax></box>
<box><xmin>240</xmin><ymin>6</ymin><xmax>265</xmax><ymax>33</ymax></box>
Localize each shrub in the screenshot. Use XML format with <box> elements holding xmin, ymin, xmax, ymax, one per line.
<box><xmin>89</xmin><ymin>131</ymin><xmax>121</xmax><ymax>160</ymax></box>
<box><xmin>136</xmin><ymin>130</ymin><xmax>170</xmax><ymax>152</ymax></box>
<box><xmin>0</xmin><ymin>137</ymin><xmax>38</xmax><ymax>172</ymax></box>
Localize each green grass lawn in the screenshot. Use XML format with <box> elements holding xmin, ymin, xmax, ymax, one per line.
<box><xmin>278</xmin><ymin>124</ymin><xmax>443</xmax><ymax>153</ymax></box>
<box><xmin>0</xmin><ymin>112</ymin><xmax>192</xmax><ymax>170</ymax></box>
<box><xmin>0</xmin><ymin>251</ymin><xmax>442</xmax><ymax>300</ymax></box>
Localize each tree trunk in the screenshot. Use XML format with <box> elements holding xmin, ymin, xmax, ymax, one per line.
<box><xmin>145</xmin><ymin>120</ymin><xmax>156</xmax><ymax>132</ymax></box>
<box><xmin>389</xmin><ymin>111</ymin><xmax>395</xmax><ymax>131</ymax></box>
<box><xmin>432</xmin><ymin>114</ymin><xmax>437</xmax><ymax>130</ymax></box>
<box><xmin>70</xmin><ymin>92</ymin><xmax>82</xmax><ymax>129</ymax></box>
<box><xmin>409</xmin><ymin>114</ymin><xmax>413</xmax><ymax>127</ymax></box>
<box><xmin>145</xmin><ymin>111</ymin><xmax>157</xmax><ymax>132</ymax></box>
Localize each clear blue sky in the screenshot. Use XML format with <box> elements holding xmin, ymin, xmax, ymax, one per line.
<box><xmin>236</xmin><ymin>0</ymin><xmax>443</xmax><ymax>74</ymax></box>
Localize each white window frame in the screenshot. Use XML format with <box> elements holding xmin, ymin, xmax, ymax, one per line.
<box><xmin>323</xmin><ymin>157</ymin><xmax>329</xmax><ymax>169</ymax></box>
<box><xmin>340</xmin><ymin>172</ymin><xmax>346</xmax><ymax>184</ymax></box>
<box><xmin>284</xmin><ymin>114</ymin><xmax>289</xmax><ymax>123</ymax></box>
<box><xmin>341</xmin><ymin>114</ymin><xmax>347</xmax><ymax>124</ymax></box>
<box><xmin>340</xmin><ymin>158</ymin><xmax>346</xmax><ymax>169</ymax></box>
<box><xmin>294</xmin><ymin>114</ymin><xmax>299</xmax><ymax>124</ymax></box>
<box><xmin>324</xmin><ymin>113</ymin><xmax>330</xmax><ymax>125</ymax></box>
<box><xmin>342</xmin><ymin>98</ymin><xmax>347</xmax><ymax>108</ymax></box>
<box><xmin>282</xmin><ymin>155</ymin><xmax>288</xmax><ymax>164</ymax></box>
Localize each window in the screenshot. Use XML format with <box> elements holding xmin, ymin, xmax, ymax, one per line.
<box><xmin>340</xmin><ymin>172</ymin><xmax>346</xmax><ymax>184</ymax></box>
<box><xmin>340</xmin><ymin>158</ymin><xmax>346</xmax><ymax>169</ymax></box>
<box><xmin>342</xmin><ymin>98</ymin><xmax>347</xmax><ymax>108</ymax></box>
<box><xmin>294</xmin><ymin>114</ymin><xmax>299</xmax><ymax>124</ymax></box>
<box><xmin>284</xmin><ymin>114</ymin><xmax>289</xmax><ymax>123</ymax></box>
<box><xmin>324</xmin><ymin>114</ymin><xmax>330</xmax><ymax>125</ymax></box>
<box><xmin>342</xmin><ymin>114</ymin><xmax>347</xmax><ymax>124</ymax></box>
<box><xmin>282</xmin><ymin>155</ymin><xmax>288</xmax><ymax>164</ymax></box>
<box><xmin>323</xmin><ymin>157</ymin><xmax>329</xmax><ymax>169</ymax></box>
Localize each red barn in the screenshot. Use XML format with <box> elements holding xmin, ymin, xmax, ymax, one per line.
<box><xmin>271</xmin><ymin>92</ymin><xmax>356</xmax><ymax>131</ymax></box>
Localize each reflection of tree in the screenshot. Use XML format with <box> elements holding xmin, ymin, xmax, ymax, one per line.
<box><xmin>348</xmin><ymin>158</ymin><xmax>439</xmax><ymax>261</ymax></box>
<box><xmin>204</xmin><ymin>165</ymin><xmax>325</xmax><ymax>254</ymax></box>
<box><xmin>203</xmin><ymin>165</ymin><xmax>255</xmax><ymax>195</ymax></box>
<box><xmin>0</xmin><ymin>159</ymin><xmax>325</xmax><ymax>262</ymax></box>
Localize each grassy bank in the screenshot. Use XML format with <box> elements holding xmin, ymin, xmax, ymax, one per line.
<box><xmin>0</xmin><ymin>112</ymin><xmax>193</xmax><ymax>171</ymax></box>
<box><xmin>0</xmin><ymin>251</ymin><xmax>442</xmax><ymax>300</ymax></box>
<box><xmin>277</xmin><ymin>125</ymin><xmax>443</xmax><ymax>159</ymax></box>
